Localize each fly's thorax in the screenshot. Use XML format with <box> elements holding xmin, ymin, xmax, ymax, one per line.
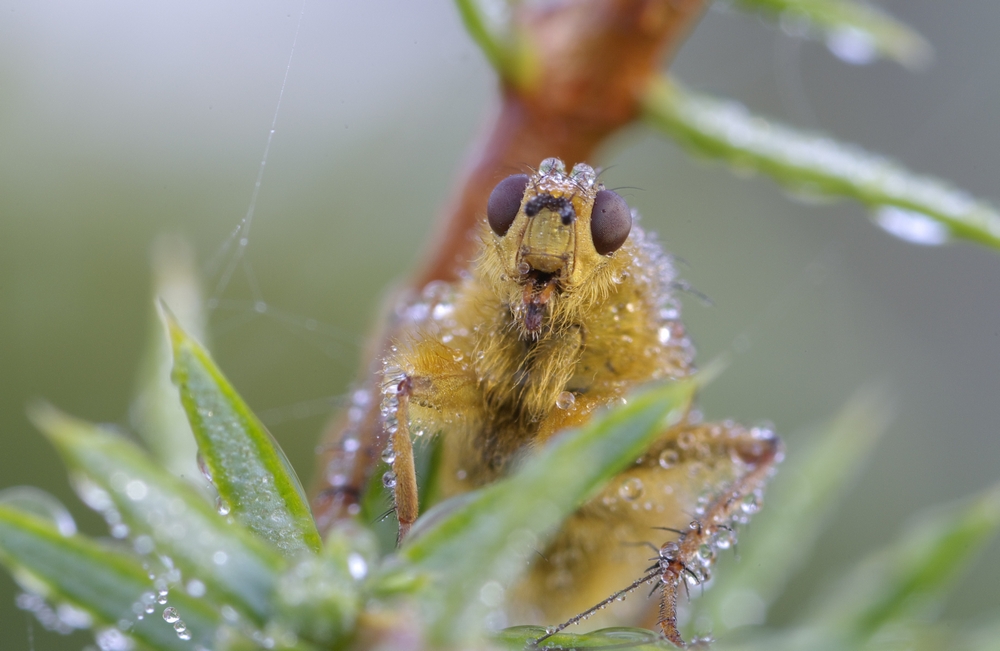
<box><xmin>481</xmin><ymin>158</ymin><xmax>634</xmax><ymax>336</ymax></box>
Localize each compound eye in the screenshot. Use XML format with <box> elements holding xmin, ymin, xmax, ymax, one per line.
<box><xmin>590</xmin><ymin>189</ymin><xmax>631</xmax><ymax>255</ymax></box>
<box><xmin>487</xmin><ymin>174</ymin><xmax>529</xmax><ymax>236</ymax></box>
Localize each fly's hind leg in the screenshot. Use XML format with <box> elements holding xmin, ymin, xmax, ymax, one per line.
<box><xmin>380</xmin><ymin>337</ymin><xmax>480</xmax><ymax>545</ymax></box>
<box><xmin>524</xmin><ymin>420</ymin><xmax>783</xmax><ymax>647</ymax></box>
<box><xmin>646</xmin><ymin>421</ymin><xmax>783</xmax><ymax>646</ymax></box>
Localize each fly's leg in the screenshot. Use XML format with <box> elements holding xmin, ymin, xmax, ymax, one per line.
<box><xmin>384</xmin><ymin>376</ymin><xmax>418</xmax><ymax>545</ymax></box>
<box><xmin>530</xmin><ymin>421</ymin><xmax>783</xmax><ymax>647</ymax></box>
<box><xmin>651</xmin><ymin>422</ymin><xmax>783</xmax><ymax>647</ymax></box>
<box><xmin>380</xmin><ymin>338</ymin><xmax>480</xmax><ymax>546</ymax></box>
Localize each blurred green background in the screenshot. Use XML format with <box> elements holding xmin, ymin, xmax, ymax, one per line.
<box><xmin>2</xmin><ymin>1</ymin><xmax>999</xmax><ymax>648</ymax></box>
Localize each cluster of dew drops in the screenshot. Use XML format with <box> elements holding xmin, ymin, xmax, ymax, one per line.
<box><xmin>9</xmin><ymin>480</ymin><xmax>211</xmax><ymax>651</ymax></box>
<box><xmin>12</xmin><ymin>448</ymin><xmax>302</xmax><ymax>650</ymax></box>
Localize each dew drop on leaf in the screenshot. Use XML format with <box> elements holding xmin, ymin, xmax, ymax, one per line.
<box><xmin>874</xmin><ymin>206</ymin><xmax>950</xmax><ymax>245</ymax></box>
<box><xmin>826</xmin><ymin>27</ymin><xmax>877</xmax><ymax>66</ymax></box>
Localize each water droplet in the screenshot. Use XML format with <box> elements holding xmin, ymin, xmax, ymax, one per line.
<box><xmin>618</xmin><ymin>477</ymin><xmax>644</xmax><ymax>501</ymax></box>
<box><xmin>133</xmin><ymin>535</ymin><xmax>154</xmax><ymax>555</ymax></box>
<box><xmin>342</xmin><ymin>437</ymin><xmax>360</xmax><ymax>453</ymax></box>
<box><xmin>95</xmin><ymin>627</ymin><xmax>134</xmax><ymax>651</ymax></box>
<box><xmin>826</xmin><ymin>27</ymin><xmax>877</xmax><ymax>66</ymax></box>
<box><xmin>56</xmin><ymin>603</ymin><xmax>92</xmax><ymax>629</ymax></box>
<box><xmin>657</xmin><ymin>326</ymin><xmax>672</xmax><ymax>344</ymax></box>
<box><xmin>186</xmin><ymin>579</ymin><xmax>206</xmax><ymax>597</ymax></box>
<box><xmin>873</xmin><ymin>206</ymin><xmax>949</xmax><ymax>246</ymax></box>
<box><xmin>347</xmin><ymin>553</ymin><xmax>368</xmax><ymax>579</ymax></box>
<box><xmin>216</xmin><ymin>497</ymin><xmax>231</xmax><ymax>516</ymax></box>
<box><xmin>517</xmin><ymin>261</ymin><xmax>531</xmax><ymax>275</ymax></box>
<box><xmin>432</xmin><ymin>302</ymin><xmax>454</xmax><ymax>320</ymax></box>
<box><xmin>162</xmin><ymin>607</ymin><xmax>179</xmax><ymax>623</ymax></box>
<box><xmin>715</xmin><ymin>528</ymin><xmax>735</xmax><ymax>550</ymax></box>
<box><xmin>380</xmin><ymin>447</ymin><xmax>396</xmax><ymax>464</ymax></box>
<box><xmin>197</xmin><ymin>454</ymin><xmax>213</xmax><ymax>483</ymax></box>
<box><xmin>555</xmin><ymin>391</ymin><xmax>575</xmax><ymax>409</ymax></box>
<box><xmin>212</xmin><ymin>551</ymin><xmax>228</xmax><ymax>565</ymax></box>
<box><xmin>382</xmin><ymin>471</ymin><xmax>397</xmax><ymax>489</ymax></box>
<box><xmin>479</xmin><ymin>580</ymin><xmax>505</xmax><ymax>608</ymax></box>
<box><xmin>539</xmin><ymin>158</ymin><xmax>566</xmax><ymax>175</ymax></box>
<box><xmin>72</xmin><ymin>477</ymin><xmax>114</xmax><ymax>512</ymax></box>
<box><xmin>677</xmin><ymin>431</ymin><xmax>697</xmax><ymax>450</ymax></box>
<box><xmin>658</xmin><ymin>449</ymin><xmax>679</xmax><ymax>469</ymax></box>
<box><xmin>254</xmin><ymin>301</ymin><xmax>267</xmax><ymax>313</ymax></box>
<box><xmin>740</xmin><ymin>493</ymin><xmax>760</xmax><ymax>514</ymax></box>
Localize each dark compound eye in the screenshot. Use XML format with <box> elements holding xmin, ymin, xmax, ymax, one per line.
<box><xmin>590</xmin><ymin>189</ymin><xmax>631</xmax><ymax>255</ymax></box>
<box><xmin>487</xmin><ymin>174</ymin><xmax>529</xmax><ymax>236</ymax></box>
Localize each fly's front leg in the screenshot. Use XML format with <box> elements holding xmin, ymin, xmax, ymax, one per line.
<box><xmin>380</xmin><ymin>338</ymin><xmax>480</xmax><ymax>546</ymax></box>
<box><xmin>382</xmin><ymin>375</ymin><xmax>418</xmax><ymax>545</ymax></box>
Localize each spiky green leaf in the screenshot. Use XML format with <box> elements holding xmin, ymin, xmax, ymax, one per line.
<box><xmin>815</xmin><ymin>482</ymin><xmax>1000</xmax><ymax>642</ymax></box>
<box><xmin>165</xmin><ymin>309</ymin><xmax>322</xmax><ymax>556</ymax></box>
<box><xmin>731</xmin><ymin>0</ymin><xmax>931</xmax><ymax>69</ymax></box>
<box><xmin>453</xmin><ymin>0</ymin><xmax>533</xmax><ymax>85</ymax></box>
<box><xmin>31</xmin><ymin>406</ymin><xmax>283</xmax><ymax>623</ymax></box>
<box><xmin>0</xmin><ymin>506</ymin><xmax>220</xmax><ymax>651</ymax></box>
<box><xmin>496</xmin><ymin>625</ymin><xmax>675</xmax><ymax>650</ymax></box>
<box><xmin>389</xmin><ymin>379</ymin><xmax>696</xmax><ymax>646</ymax></box>
<box><xmin>644</xmin><ymin>78</ymin><xmax>1000</xmax><ymax>251</ymax></box>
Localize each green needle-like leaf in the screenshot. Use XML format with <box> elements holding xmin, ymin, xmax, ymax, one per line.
<box><xmin>0</xmin><ymin>506</ymin><xmax>220</xmax><ymax>651</ymax></box>
<box><xmin>644</xmin><ymin>78</ymin><xmax>1000</xmax><ymax>252</ymax></box>
<box><xmin>496</xmin><ymin>625</ymin><xmax>675</xmax><ymax>650</ymax></box>
<box><xmin>165</xmin><ymin>308</ymin><xmax>322</xmax><ymax>556</ymax></box>
<box><xmin>32</xmin><ymin>406</ymin><xmax>283</xmax><ymax>623</ymax></box>
<box><xmin>453</xmin><ymin>0</ymin><xmax>533</xmax><ymax>86</ymax></box>
<box><xmin>731</xmin><ymin>0</ymin><xmax>932</xmax><ymax>69</ymax></box>
<box><xmin>699</xmin><ymin>389</ymin><xmax>892</xmax><ymax>634</ymax></box>
<box><xmin>815</xmin><ymin>482</ymin><xmax>1000</xmax><ymax>643</ymax></box>
<box><xmin>391</xmin><ymin>379</ymin><xmax>696</xmax><ymax>646</ymax></box>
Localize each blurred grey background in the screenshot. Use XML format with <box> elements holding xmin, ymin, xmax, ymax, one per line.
<box><xmin>1</xmin><ymin>1</ymin><xmax>998</xmax><ymax>648</ymax></box>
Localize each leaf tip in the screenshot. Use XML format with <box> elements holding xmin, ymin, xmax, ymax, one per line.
<box><xmin>26</xmin><ymin>400</ymin><xmax>72</xmax><ymax>443</ymax></box>
<box><xmin>156</xmin><ymin>298</ymin><xmax>184</xmax><ymax>344</ymax></box>
<box><xmin>696</xmin><ymin>354</ymin><xmax>730</xmax><ymax>389</ymax></box>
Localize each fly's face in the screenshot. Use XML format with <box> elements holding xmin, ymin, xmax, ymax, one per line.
<box><xmin>484</xmin><ymin>158</ymin><xmax>632</xmax><ymax>335</ymax></box>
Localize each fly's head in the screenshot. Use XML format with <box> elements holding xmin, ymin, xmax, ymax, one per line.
<box><xmin>482</xmin><ymin>158</ymin><xmax>633</xmax><ymax>337</ymax></box>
